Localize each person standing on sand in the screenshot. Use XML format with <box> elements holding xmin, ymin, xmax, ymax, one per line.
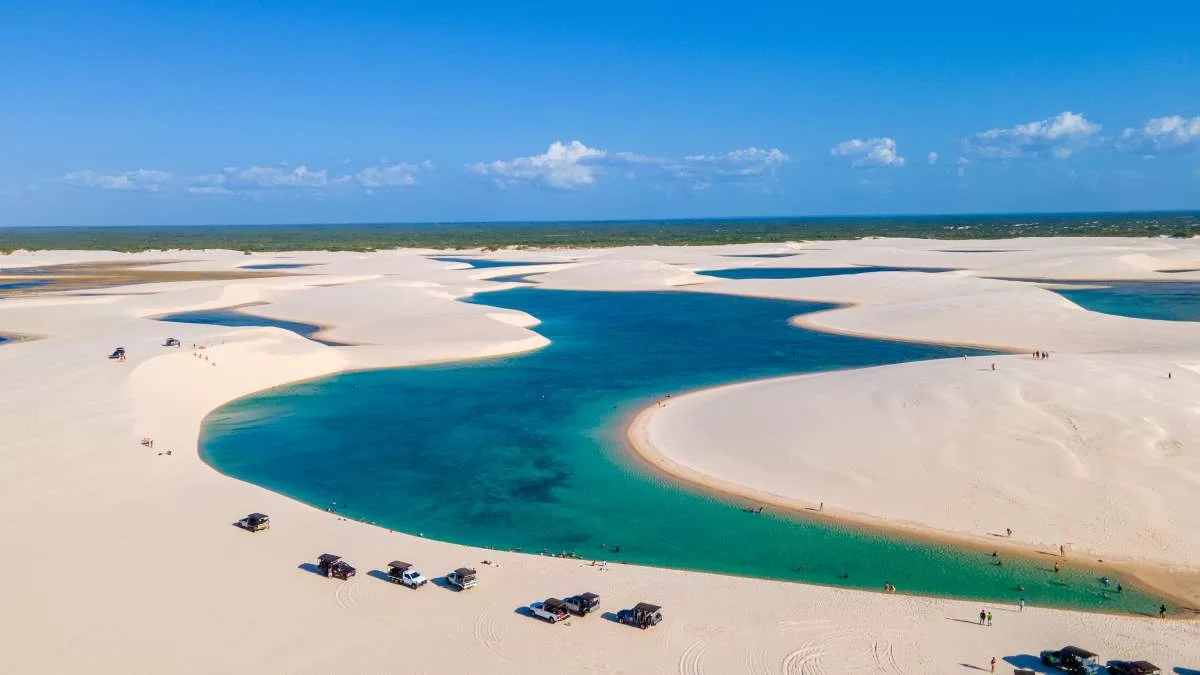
<box><xmin>1059</xmin><ymin>544</ymin><xmax>1065</xmax><ymax>557</ymax></box>
<box><xmin>1019</xmin><ymin>597</ymin><xmax>1025</xmax><ymax>612</ymax></box>
<box><xmin>991</xmin><ymin>363</ymin><xmax>996</xmax><ymax>371</ymax></box>
<box><xmin>986</xmin><ymin>610</ymin><xmax>992</xmax><ymax>626</ymax></box>
<box><xmin>991</xmin><ymin>656</ymin><xmax>996</xmax><ymax>672</ymax></box>
<box><xmin>1160</xmin><ymin>603</ymin><xmax>1167</xmax><ymax>618</ymax></box>
<box><xmin>978</xmin><ymin>609</ymin><xmax>986</xmax><ymax>625</ymax></box>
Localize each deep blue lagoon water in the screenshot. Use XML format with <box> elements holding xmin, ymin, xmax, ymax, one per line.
<box><xmin>158</xmin><ymin>308</ymin><xmax>348</xmax><ymax>346</ymax></box>
<box><xmin>200</xmin><ymin>288</ymin><xmax>1162</xmax><ymax>613</ymax></box>
<box><xmin>240</xmin><ymin>263</ymin><xmax>314</xmax><ymax>270</ymax></box>
<box><xmin>701</xmin><ymin>266</ymin><xmax>954</xmax><ymax>280</ymax></box>
<box><xmin>431</xmin><ymin>256</ymin><xmax>559</xmax><ymax>269</ymax></box>
<box><xmin>1057</xmin><ymin>282</ymin><xmax>1200</xmax><ymax>323</ymax></box>
<box><xmin>0</xmin><ymin>279</ymin><xmax>53</xmax><ymax>290</ymax></box>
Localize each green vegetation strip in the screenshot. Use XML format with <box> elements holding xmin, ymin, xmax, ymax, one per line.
<box><xmin>2</xmin><ymin>212</ymin><xmax>1198</xmax><ymax>253</ymax></box>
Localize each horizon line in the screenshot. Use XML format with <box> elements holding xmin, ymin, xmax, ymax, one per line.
<box><xmin>3</xmin><ymin>208</ymin><xmax>1199</xmax><ymax>230</ymax></box>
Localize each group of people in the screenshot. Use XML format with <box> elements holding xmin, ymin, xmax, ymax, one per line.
<box><xmin>141</xmin><ymin>436</ymin><xmax>172</xmax><ymax>456</ymax></box>
<box><xmin>978</xmin><ymin>608</ymin><xmax>993</xmax><ymax>626</ymax></box>
<box><xmin>1032</xmin><ymin>350</ymin><xmax>1051</xmax><ymax>360</ymax></box>
<box><xmin>882</xmin><ymin>582</ymin><xmax>897</xmax><ymax>593</ymax></box>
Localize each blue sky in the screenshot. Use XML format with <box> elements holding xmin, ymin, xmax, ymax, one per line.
<box><xmin>2</xmin><ymin>1</ymin><xmax>1199</xmax><ymax>226</ymax></box>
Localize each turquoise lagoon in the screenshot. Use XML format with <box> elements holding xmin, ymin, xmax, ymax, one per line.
<box><xmin>200</xmin><ymin>288</ymin><xmax>1164</xmax><ymax>613</ymax></box>
<box><xmin>1057</xmin><ymin>281</ymin><xmax>1200</xmax><ymax>323</ymax></box>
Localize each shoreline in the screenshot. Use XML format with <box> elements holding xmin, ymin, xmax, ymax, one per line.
<box><xmin>180</xmin><ymin>282</ymin><xmax>1195</xmax><ymax>614</ymax></box>
<box><xmin>623</xmin><ymin>395</ymin><xmax>1200</xmax><ymax>614</ymax></box>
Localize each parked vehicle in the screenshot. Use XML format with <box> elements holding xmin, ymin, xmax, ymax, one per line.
<box><xmin>1107</xmin><ymin>661</ymin><xmax>1161</xmax><ymax>675</ymax></box>
<box><xmin>1040</xmin><ymin>646</ymin><xmax>1100</xmax><ymax>674</ymax></box>
<box><xmin>562</xmin><ymin>592</ymin><xmax>600</xmax><ymax>616</ymax></box>
<box><xmin>529</xmin><ymin>598</ymin><xmax>569</xmax><ymax>623</ymax></box>
<box><xmin>386</xmin><ymin>561</ymin><xmax>427</xmax><ymax>588</ymax></box>
<box><xmin>235</xmin><ymin>512</ymin><xmax>270</xmax><ymax>532</ymax></box>
<box><xmin>109</xmin><ymin>347</ymin><xmax>126</xmax><ymax>359</ymax></box>
<box><xmin>317</xmin><ymin>554</ymin><xmax>356</xmax><ymax>580</ymax></box>
<box><xmin>163</xmin><ymin>338</ymin><xmax>181</xmax><ymax>347</ymax></box>
<box><xmin>446</xmin><ymin>567</ymin><xmax>477</xmax><ymax>590</ymax></box>
<box><xmin>617</xmin><ymin>602</ymin><xmax>663</xmax><ymax>629</ymax></box>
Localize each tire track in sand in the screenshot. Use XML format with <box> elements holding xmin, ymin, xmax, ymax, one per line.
<box><xmin>677</xmin><ymin>637</ymin><xmax>712</xmax><ymax>675</ymax></box>
<box><xmin>472</xmin><ymin>604</ymin><xmax>513</xmax><ymax>664</ymax></box>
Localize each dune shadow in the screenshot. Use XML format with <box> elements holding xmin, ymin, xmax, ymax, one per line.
<box><xmin>1003</xmin><ymin>655</ymin><xmax>1051</xmax><ymax>673</ymax></box>
<box><xmin>297</xmin><ymin>563</ymin><xmax>325</xmax><ymax>577</ymax></box>
<box><xmin>430</xmin><ymin>576</ymin><xmax>459</xmax><ymax>591</ymax></box>
<box><xmin>514</xmin><ymin>606</ymin><xmax>536</xmax><ymax>619</ymax></box>
<box><xmin>366</xmin><ymin>570</ymin><xmax>395</xmax><ymax>584</ymax></box>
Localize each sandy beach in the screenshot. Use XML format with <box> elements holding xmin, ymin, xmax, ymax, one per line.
<box><xmin>2</xmin><ymin>239</ymin><xmax>1200</xmax><ymax>673</ymax></box>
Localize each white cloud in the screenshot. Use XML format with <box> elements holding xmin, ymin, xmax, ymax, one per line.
<box><xmin>236</xmin><ymin>165</ymin><xmax>329</xmax><ymax>188</ymax></box>
<box><xmin>964</xmin><ymin>111</ymin><xmax>1100</xmax><ymax>160</ymax></box>
<box><xmin>1117</xmin><ymin>115</ymin><xmax>1200</xmax><ymax>153</ymax></box>
<box><xmin>187</xmin><ymin>160</ymin><xmax>432</xmax><ymax>194</ymax></box>
<box><xmin>829</xmin><ymin>138</ymin><xmax>905</xmax><ymax>167</ymax></box>
<box><xmin>468</xmin><ymin>140</ymin><xmax>606</xmax><ymax>189</ymax></box>
<box><xmin>62</xmin><ymin>160</ymin><xmax>434</xmax><ymax>196</ymax></box>
<box><xmin>358</xmin><ymin>162</ymin><xmax>425</xmax><ymax>188</ymax></box>
<box><xmin>681</xmin><ymin>147</ymin><xmax>790</xmax><ymax>176</ymax></box>
<box><xmin>927</xmin><ymin>151</ymin><xmax>938</xmax><ymax>165</ymax></box>
<box><xmin>62</xmin><ymin>169</ymin><xmax>174</xmax><ymax>191</ymax></box>
<box><xmin>468</xmin><ymin>142</ymin><xmax>789</xmax><ymax>190</ymax></box>
<box><xmin>187</xmin><ymin>185</ymin><xmax>232</xmax><ymax>195</ymax></box>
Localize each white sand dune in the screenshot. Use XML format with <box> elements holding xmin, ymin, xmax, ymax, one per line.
<box><xmin>638</xmin><ymin>353</ymin><xmax>1200</xmax><ymax>567</ymax></box>
<box><xmin>2</xmin><ymin>240</ymin><xmax>1200</xmax><ymax>673</ymax></box>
